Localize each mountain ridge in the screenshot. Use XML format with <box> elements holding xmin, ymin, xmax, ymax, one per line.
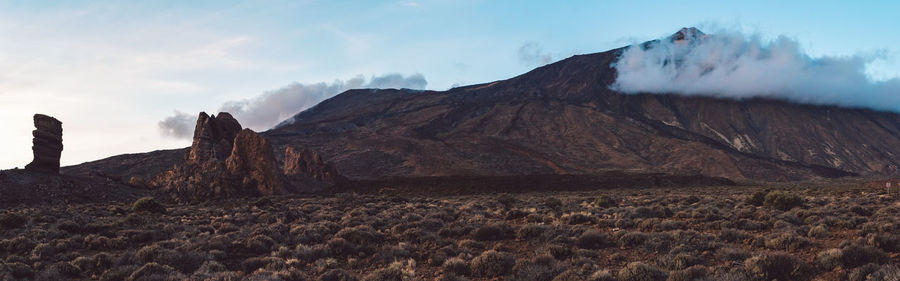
<box><xmin>63</xmin><ymin>28</ymin><xmax>900</xmax><ymax>183</ymax></box>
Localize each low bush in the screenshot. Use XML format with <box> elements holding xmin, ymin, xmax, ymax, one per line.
<box><xmin>667</xmin><ymin>265</ymin><xmax>708</xmax><ymax>281</ymax></box>
<box><xmin>763</xmin><ymin>191</ymin><xmax>802</xmax><ymax>211</ymax></box>
<box><xmin>746</xmin><ymin>191</ymin><xmax>766</xmax><ymax>206</ymax></box>
<box><xmin>131</xmin><ymin>197</ymin><xmax>165</xmax><ymax>213</ymax></box>
<box><xmin>840</xmin><ymin>244</ymin><xmax>890</xmax><ymax>268</ymax></box>
<box><xmin>512</xmin><ymin>260</ymin><xmax>555</xmax><ymax>281</ymax></box>
<box><xmin>595</xmin><ymin>195</ymin><xmax>618</xmax><ymax>208</ymax></box>
<box><xmin>443</xmin><ymin>257</ymin><xmax>469</xmax><ymax>276</ymax></box>
<box><xmin>743</xmin><ymin>253</ymin><xmax>810</xmax><ymax>281</ymax></box>
<box><xmin>317</xmin><ymin>269</ymin><xmax>357</xmax><ymax>281</ymax></box>
<box><xmin>0</xmin><ymin>212</ymin><xmax>28</xmax><ymax>229</ymax></box>
<box><xmin>617</xmin><ymin>262</ymin><xmax>667</xmax><ymax>281</ymax></box>
<box><xmin>470</xmin><ymin>250</ymin><xmax>515</xmax><ymax>277</ymax></box>
<box><xmin>575</xmin><ymin>231</ymin><xmax>611</xmax><ymax>249</ymax></box>
<box><xmin>472</xmin><ymin>222</ymin><xmax>513</xmax><ymax>241</ymax></box>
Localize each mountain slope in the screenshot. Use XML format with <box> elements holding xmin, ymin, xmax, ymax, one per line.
<box><xmin>265</xmin><ymin>32</ymin><xmax>898</xmax><ymax>181</ymax></box>
<box><xmin>66</xmin><ymin>29</ymin><xmax>900</xmax><ymax>182</ymax></box>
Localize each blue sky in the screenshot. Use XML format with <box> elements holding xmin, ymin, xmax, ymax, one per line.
<box><xmin>1</xmin><ymin>0</ymin><xmax>898</xmax><ymax>168</ymax></box>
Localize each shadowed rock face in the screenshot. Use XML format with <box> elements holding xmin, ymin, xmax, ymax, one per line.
<box><xmin>284</xmin><ymin>147</ymin><xmax>345</xmax><ymax>185</ymax></box>
<box><xmin>188</xmin><ymin>112</ymin><xmax>242</xmax><ymax>162</ymax></box>
<box><xmin>25</xmin><ymin>114</ymin><xmax>63</xmax><ymax>173</ymax></box>
<box><xmin>225</xmin><ymin>129</ymin><xmax>289</xmax><ymax>196</ymax></box>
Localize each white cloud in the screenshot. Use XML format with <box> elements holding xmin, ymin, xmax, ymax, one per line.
<box><xmin>611</xmin><ymin>29</ymin><xmax>900</xmax><ymax>111</ymax></box>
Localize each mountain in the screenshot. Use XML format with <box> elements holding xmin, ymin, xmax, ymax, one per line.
<box><xmin>65</xmin><ymin>28</ymin><xmax>900</xmax><ymax>183</ymax></box>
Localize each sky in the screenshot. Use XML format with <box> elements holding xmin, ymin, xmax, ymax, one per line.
<box><xmin>1</xmin><ymin>0</ymin><xmax>899</xmax><ymax>169</ymax></box>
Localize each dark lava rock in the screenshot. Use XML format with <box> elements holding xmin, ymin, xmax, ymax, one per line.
<box><xmin>153</xmin><ymin>113</ymin><xmax>341</xmax><ymax>202</ymax></box>
<box><xmin>284</xmin><ymin>146</ymin><xmax>346</xmax><ymax>188</ymax></box>
<box><xmin>188</xmin><ymin>112</ymin><xmax>242</xmax><ymax>162</ymax></box>
<box><xmin>25</xmin><ymin>114</ymin><xmax>63</xmax><ymax>173</ymax></box>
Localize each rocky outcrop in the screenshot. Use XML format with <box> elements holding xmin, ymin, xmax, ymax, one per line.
<box><xmin>25</xmin><ymin>114</ymin><xmax>63</xmax><ymax>173</ymax></box>
<box><xmin>152</xmin><ymin>112</ymin><xmax>340</xmax><ymax>202</ymax></box>
<box><xmin>284</xmin><ymin>147</ymin><xmax>345</xmax><ymax>185</ymax></box>
<box><xmin>188</xmin><ymin>112</ymin><xmax>242</xmax><ymax>162</ymax></box>
<box><xmin>225</xmin><ymin>129</ymin><xmax>289</xmax><ymax>196</ymax></box>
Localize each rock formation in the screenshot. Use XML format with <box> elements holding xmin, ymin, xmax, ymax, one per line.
<box><xmin>188</xmin><ymin>112</ymin><xmax>242</xmax><ymax>162</ymax></box>
<box><xmin>25</xmin><ymin>114</ymin><xmax>63</xmax><ymax>173</ymax></box>
<box><xmin>152</xmin><ymin>112</ymin><xmax>341</xmax><ymax>202</ymax></box>
<box><xmin>284</xmin><ymin>147</ymin><xmax>345</xmax><ymax>185</ymax></box>
<box><xmin>225</xmin><ymin>129</ymin><xmax>289</xmax><ymax>196</ymax></box>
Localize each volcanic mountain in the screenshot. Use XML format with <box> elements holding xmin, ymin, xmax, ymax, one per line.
<box><xmin>65</xmin><ymin>28</ymin><xmax>900</xmax><ymax>183</ymax></box>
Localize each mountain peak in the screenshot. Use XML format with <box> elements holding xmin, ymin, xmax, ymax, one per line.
<box><xmin>671</xmin><ymin>27</ymin><xmax>706</xmax><ymax>42</ymax></box>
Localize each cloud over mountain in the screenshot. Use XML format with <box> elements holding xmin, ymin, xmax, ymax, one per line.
<box><xmin>611</xmin><ymin>28</ymin><xmax>900</xmax><ymax>112</ymax></box>
<box><xmin>159</xmin><ymin>73</ymin><xmax>427</xmax><ymax>138</ymax></box>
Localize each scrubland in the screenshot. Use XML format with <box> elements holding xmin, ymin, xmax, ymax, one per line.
<box><xmin>1</xmin><ymin>184</ymin><xmax>899</xmax><ymax>281</ymax></box>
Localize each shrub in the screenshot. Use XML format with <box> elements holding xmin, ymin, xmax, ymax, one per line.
<box><xmin>472</xmin><ymin>222</ymin><xmax>513</xmax><ymax>241</ymax></box>
<box><xmin>658</xmin><ymin>253</ymin><xmax>702</xmax><ymax>271</ymax></box>
<box><xmin>512</xmin><ymin>260</ymin><xmax>555</xmax><ymax>281</ymax></box>
<box><xmin>746</xmin><ymin>191</ymin><xmax>766</xmax><ymax>206</ymax></box>
<box><xmin>553</xmin><ymin>268</ymin><xmax>590</xmax><ymax>281</ymax></box>
<box><xmin>545</xmin><ymin>244</ymin><xmax>574</xmax><ymax>260</ymax></box>
<box><xmin>362</xmin><ymin>262</ymin><xmax>413</xmax><ymax>281</ymax></box>
<box><xmin>517</xmin><ymin>224</ymin><xmax>549</xmax><ymax>240</ymax></box>
<box><xmin>131</xmin><ymin>197</ymin><xmax>165</xmax><ymax>213</ymax></box>
<box><xmin>99</xmin><ymin>265</ymin><xmax>139</xmax><ymax>281</ymax></box>
<box><xmin>719</xmin><ymin>229</ymin><xmax>751</xmax><ymax>243</ymax></box>
<box><xmin>470</xmin><ymin>250</ymin><xmax>515</xmax><ymax>277</ymax></box>
<box><xmin>127</xmin><ymin>262</ymin><xmax>182</xmax><ymax>281</ymax></box>
<box><xmin>135</xmin><ymin>244</ymin><xmax>203</xmax><ymax>274</ymax></box>
<box><xmin>5</xmin><ymin>262</ymin><xmax>34</xmax><ymax>278</ymax></box>
<box><xmin>718</xmin><ymin>248</ymin><xmax>750</xmax><ymax>262</ymax></box>
<box><xmin>807</xmin><ymin>225</ymin><xmax>829</xmax><ymax>239</ymax></box>
<box><xmin>336</xmin><ymin>225</ymin><xmax>384</xmax><ymax>245</ymax></box>
<box><xmin>544</xmin><ymin>198</ymin><xmax>563</xmax><ymax>210</ymax></box>
<box><xmin>576</xmin><ymin>231</ymin><xmax>611</xmax><ymax>249</ymax></box>
<box><xmin>764</xmin><ymin>233</ymin><xmax>809</xmax><ymax>251</ymax></box>
<box><xmin>30</xmin><ymin>242</ymin><xmax>55</xmax><ymax>260</ymax></box>
<box><xmin>868</xmin><ymin>264</ymin><xmax>900</xmax><ymax>281</ymax></box>
<box><xmin>743</xmin><ymin>253</ymin><xmax>810</xmax><ymax>281</ymax></box>
<box><xmin>51</xmin><ymin>262</ymin><xmax>81</xmax><ymax>278</ymax></box>
<box><xmin>443</xmin><ymin>258</ymin><xmax>469</xmax><ymax>276</ymax></box>
<box><xmin>496</xmin><ymin>194</ymin><xmax>517</xmax><ymax>208</ymax></box>
<box><xmin>849</xmin><ymin>263</ymin><xmax>881</xmax><ymax>281</ymax></box>
<box><xmin>587</xmin><ymin>270</ymin><xmax>616</xmax><ymax>281</ymax></box>
<box><xmin>561</xmin><ymin>212</ymin><xmax>596</xmax><ymax>225</ymax></box>
<box><xmin>815</xmin><ymin>249</ymin><xmax>842</xmax><ymax>271</ymax></box>
<box><xmin>667</xmin><ymin>265</ymin><xmax>708</xmax><ymax>281</ymax></box>
<box><xmin>317</xmin><ymin>269</ymin><xmax>357</xmax><ymax>281</ymax></box>
<box><xmin>617</xmin><ymin>262</ymin><xmax>667</xmax><ymax>281</ymax></box>
<box><xmin>840</xmin><ymin>244</ymin><xmax>890</xmax><ymax>268</ymax></box>
<box><xmin>763</xmin><ymin>191</ymin><xmax>802</xmax><ymax>211</ymax></box>
<box><xmin>867</xmin><ymin>233</ymin><xmax>900</xmax><ymax>253</ymax></box>
<box><xmin>0</xmin><ymin>212</ymin><xmax>28</xmax><ymax>229</ymax></box>
<box><xmin>595</xmin><ymin>195</ymin><xmax>618</xmax><ymax>208</ymax></box>
<box><xmin>619</xmin><ymin>232</ymin><xmax>649</xmax><ymax>248</ymax></box>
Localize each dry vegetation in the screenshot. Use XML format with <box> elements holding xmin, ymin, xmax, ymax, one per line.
<box><xmin>1</xmin><ymin>184</ymin><xmax>899</xmax><ymax>281</ymax></box>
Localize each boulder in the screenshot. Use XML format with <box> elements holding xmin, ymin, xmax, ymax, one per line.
<box><xmin>25</xmin><ymin>114</ymin><xmax>63</xmax><ymax>173</ymax></box>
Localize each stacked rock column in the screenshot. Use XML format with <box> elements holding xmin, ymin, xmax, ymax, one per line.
<box><xmin>24</xmin><ymin>114</ymin><xmax>63</xmax><ymax>173</ymax></box>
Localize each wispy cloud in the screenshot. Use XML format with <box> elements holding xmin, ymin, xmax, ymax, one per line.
<box><xmin>159</xmin><ymin>73</ymin><xmax>428</xmax><ymax>138</ymax></box>
<box><xmin>517</xmin><ymin>42</ymin><xmax>554</xmax><ymax>66</ymax></box>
